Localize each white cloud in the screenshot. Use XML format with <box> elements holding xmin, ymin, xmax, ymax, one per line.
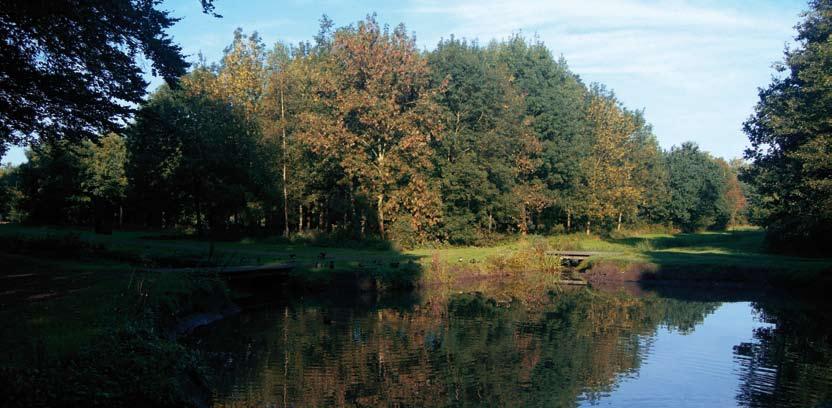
<box><xmin>410</xmin><ymin>0</ymin><xmax>783</xmax><ymax>34</ymax></box>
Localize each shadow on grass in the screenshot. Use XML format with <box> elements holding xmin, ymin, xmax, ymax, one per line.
<box><xmin>610</xmin><ymin>229</ymin><xmax>766</xmax><ymax>253</ymax></box>
<box><xmin>587</xmin><ymin>229</ymin><xmax>832</xmax><ymax>290</ymax></box>
<box><xmin>0</xmin><ymin>224</ymin><xmax>426</xmax><ymax>289</ymax></box>
<box><xmin>639</xmin><ymin>250</ymin><xmax>832</xmax><ymax>287</ymax></box>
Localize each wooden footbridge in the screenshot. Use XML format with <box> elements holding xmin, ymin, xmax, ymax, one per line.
<box><xmin>547</xmin><ymin>251</ymin><xmax>618</xmax><ymax>267</ymax></box>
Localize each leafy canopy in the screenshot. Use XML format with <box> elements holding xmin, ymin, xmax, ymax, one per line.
<box><xmin>0</xmin><ymin>0</ymin><xmax>217</xmax><ymax>155</ymax></box>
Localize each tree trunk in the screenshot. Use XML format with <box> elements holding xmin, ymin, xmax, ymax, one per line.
<box><xmin>566</xmin><ymin>209</ymin><xmax>571</xmax><ymax>231</ymax></box>
<box><xmin>518</xmin><ymin>204</ymin><xmax>528</xmax><ymax>235</ymax></box>
<box><xmin>281</xmin><ymin>84</ymin><xmax>289</xmax><ymax>238</ymax></box>
<box><xmin>586</xmin><ymin>219</ymin><xmax>591</xmax><ymax>235</ymax></box>
<box><xmin>350</xmin><ymin>184</ymin><xmax>360</xmax><ymax>239</ymax></box>
<box><xmin>377</xmin><ymin>194</ymin><xmax>385</xmax><ymax>240</ymax></box>
<box><xmin>298</xmin><ymin>204</ymin><xmax>303</xmax><ymax>233</ymax></box>
<box><xmin>194</xmin><ymin>192</ymin><xmax>204</xmax><ymax>236</ymax></box>
<box><xmin>310</xmin><ymin>205</ymin><xmax>316</xmax><ymax>231</ymax></box>
<box><xmin>319</xmin><ymin>202</ymin><xmax>324</xmax><ymax>232</ymax></box>
<box><xmin>93</xmin><ymin>198</ymin><xmax>113</xmax><ymax>235</ymax></box>
<box><xmin>617</xmin><ymin>212</ymin><xmax>623</xmax><ymax>231</ymax></box>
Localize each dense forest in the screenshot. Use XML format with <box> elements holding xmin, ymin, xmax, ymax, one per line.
<box><xmin>0</xmin><ymin>15</ymin><xmax>756</xmax><ymax>246</ymax></box>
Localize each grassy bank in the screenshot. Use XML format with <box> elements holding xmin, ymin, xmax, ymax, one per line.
<box><xmin>2</xmin><ymin>225</ymin><xmax>831</xmax><ymax>359</ymax></box>
<box><xmin>414</xmin><ymin>227</ymin><xmax>832</xmax><ymax>288</ymax></box>
<box><xmin>3</xmin><ymin>225</ymin><xmax>831</xmax><ymax>301</ymax></box>
<box><xmin>1</xmin><ymin>224</ymin><xmax>831</xmax><ymax>405</ymax></box>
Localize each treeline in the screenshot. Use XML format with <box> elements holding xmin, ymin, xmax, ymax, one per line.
<box><xmin>0</xmin><ymin>16</ymin><xmax>748</xmax><ymax>244</ymax></box>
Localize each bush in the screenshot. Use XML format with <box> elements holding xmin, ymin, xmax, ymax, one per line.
<box><xmin>485</xmin><ymin>238</ymin><xmax>562</xmax><ymax>275</ymax></box>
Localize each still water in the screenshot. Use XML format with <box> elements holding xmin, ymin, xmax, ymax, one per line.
<box><xmin>192</xmin><ymin>285</ymin><xmax>832</xmax><ymax>407</ymax></box>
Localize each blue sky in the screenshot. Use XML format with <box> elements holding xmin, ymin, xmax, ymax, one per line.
<box><xmin>1</xmin><ymin>0</ymin><xmax>807</xmax><ymax>164</ymax></box>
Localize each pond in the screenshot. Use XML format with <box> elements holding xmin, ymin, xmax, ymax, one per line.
<box><xmin>191</xmin><ymin>284</ymin><xmax>832</xmax><ymax>407</ymax></box>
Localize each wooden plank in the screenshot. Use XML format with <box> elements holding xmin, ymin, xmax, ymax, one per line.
<box><xmin>558</xmin><ymin>279</ymin><xmax>588</xmax><ymax>286</ymax></box>
<box><xmin>546</xmin><ymin>251</ymin><xmax>619</xmax><ymax>258</ymax></box>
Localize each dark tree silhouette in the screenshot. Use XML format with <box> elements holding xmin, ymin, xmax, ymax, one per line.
<box><xmin>0</xmin><ymin>0</ymin><xmax>217</xmax><ymax>155</ymax></box>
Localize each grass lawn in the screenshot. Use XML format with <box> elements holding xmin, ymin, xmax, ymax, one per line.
<box><xmin>3</xmin><ymin>224</ymin><xmax>830</xmax><ymax>287</ymax></box>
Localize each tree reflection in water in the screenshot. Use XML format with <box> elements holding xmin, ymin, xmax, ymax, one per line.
<box><xmin>193</xmin><ymin>285</ymin><xmax>722</xmax><ymax>407</ymax></box>
<box><xmin>734</xmin><ymin>301</ymin><xmax>832</xmax><ymax>408</ymax></box>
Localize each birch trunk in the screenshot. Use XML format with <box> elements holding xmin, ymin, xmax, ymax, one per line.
<box><xmin>567</xmin><ymin>209</ymin><xmax>571</xmax><ymax>231</ymax></box>
<box><xmin>281</xmin><ymin>83</ymin><xmax>289</xmax><ymax>238</ymax></box>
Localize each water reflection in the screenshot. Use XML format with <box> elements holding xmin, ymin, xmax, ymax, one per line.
<box><xmin>192</xmin><ymin>285</ymin><xmax>832</xmax><ymax>407</ymax></box>
<box><xmin>734</xmin><ymin>302</ymin><xmax>832</xmax><ymax>408</ymax></box>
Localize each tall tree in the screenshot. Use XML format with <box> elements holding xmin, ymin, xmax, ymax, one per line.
<box><xmin>494</xmin><ymin>36</ymin><xmax>589</xmax><ymax>231</ymax></box>
<box><xmin>79</xmin><ymin>133</ymin><xmax>128</xmax><ymax>233</ymax></box>
<box><xmin>428</xmin><ymin>38</ymin><xmax>540</xmax><ymax>242</ymax></box>
<box><xmin>267</xmin><ymin>43</ymin><xmax>294</xmax><ymax>237</ymax></box>
<box><xmin>16</xmin><ymin>140</ymin><xmax>87</xmax><ymax>225</ymax></box>
<box><xmin>127</xmin><ymin>71</ymin><xmax>259</xmax><ymax>233</ymax></box>
<box><xmin>298</xmin><ymin>16</ymin><xmax>443</xmax><ymax>239</ymax></box>
<box><xmin>744</xmin><ymin>0</ymin><xmax>832</xmax><ymax>253</ymax></box>
<box><xmin>580</xmin><ymin>90</ymin><xmax>640</xmax><ymax>234</ymax></box>
<box><xmin>0</xmin><ymin>164</ymin><xmax>22</xmax><ymax>223</ymax></box>
<box><xmin>717</xmin><ymin>158</ymin><xmax>747</xmax><ymax>227</ymax></box>
<box><xmin>211</xmin><ymin>29</ymin><xmax>283</xmax><ymax>230</ymax></box>
<box><xmin>264</xmin><ymin>41</ymin><xmax>320</xmax><ymax>236</ymax></box>
<box><xmin>628</xmin><ymin>111</ymin><xmax>670</xmax><ymax>225</ymax></box>
<box><xmin>0</xmin><ymin>0</ymin><xmax>218</xmax><ymax>155</ymax></box>
<box><xmin>665</xmin><ymin>143</ymin><xmax>729</xmax><ymax>232</ymax></box>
